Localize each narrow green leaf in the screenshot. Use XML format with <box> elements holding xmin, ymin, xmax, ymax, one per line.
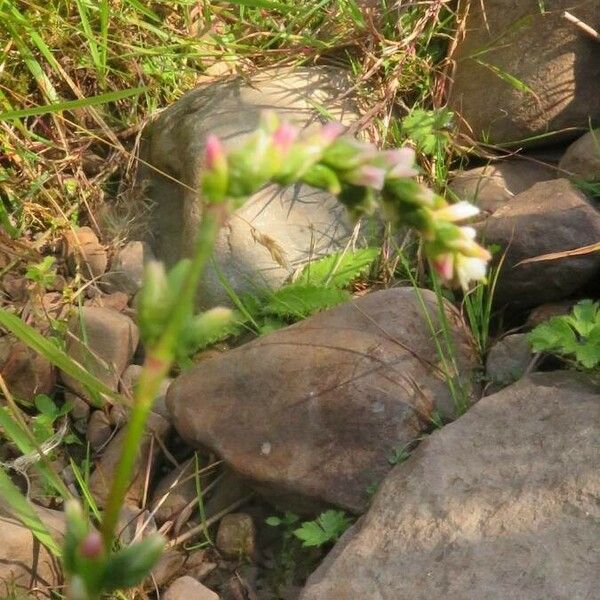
<box><xmin>0</xmin><ymin>310</ymin><xmax>118</xmax><ymax>406</ymax></box>
<box><xmin>214</xmin><ymin>0</ymin><xmax>294</xmax><ymax>11</ymax></box>
<box><xmin>0</xmin><ymin>468</ymin><xmax>61</xmax><ymax>556</ymax></box>
<box><xmin>0</xmin><ymin>87</ymin><xmax>146</xmax><ymax>121</ymax></box>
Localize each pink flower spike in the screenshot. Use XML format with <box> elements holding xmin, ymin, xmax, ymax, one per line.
<box><xmin>204</xmin><ymin>134</ymin><xmax>225</xmax><ymax>170</ymax></box>
<box><xmin>385</xmin><ymin>147</ymin><xmax>418</xmax><ymax>178</ymax></box>
<box><xmin>272</xmin><ymin>122</ymin><xmax>298</xmax><ymax>153</ymax></box>
<box><xmin>434</xmin><ymin>201</ymin><xmax>480</xmax><ymax>223</ymax></box>
<box><xmin>320</xmin><ymin>121</ymin><xmax>346</xmax><ymax>143</ymax></box>
<box><xmin>349</xmin><ymin>165</ymin><xmax>387</xmax><ymax>190</ymax></box>
<box><xmin>432</xmin><ymin>254</ymin><xmax>454</xmax><ymax>282</ymax></box>
<box><xmin>79</xmin><ymin>530</ymin><xmax>103</xmax><ymax>559</ymax></box>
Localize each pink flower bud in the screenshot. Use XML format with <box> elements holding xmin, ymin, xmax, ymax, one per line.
<box><xmin>272</xmin><ymin>122</ymin><xmax>298</xmax><ymax>153</ymax></box>
<box><xmin>320</xmin><ymin>122</ymin><xmax>346</xmax><ymax>143</ymax></box>
<box><xmin>79</xmin><ymin>530</ymin><xmax>103</xmax><ymax>559</ymax></box>
<box><xmin>347</xmin><ymin>165</ymin><xmax>387</xmax><ymax>190</ymax></box>
<box><xmin>204</xmin><ymin>134</ymin><xmax>226</xmax><ymax>170</ymax></box>
<box><xmin>432</xmin><ymin>253</ymin><xmax>454</xmax><ymax>282</ymax></box>
<box><xmin>385</xmin><ymin>147</ymin><xmax>418</xmax><ymax>178</ymax></box>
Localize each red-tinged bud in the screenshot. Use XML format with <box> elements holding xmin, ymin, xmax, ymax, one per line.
<box><xmin>79</xmin><ymin>530</ymin><xmax>103</xmax><ymax>559</ymax></box>
<box><xmin>320</xmin><ymin>122</ymin><xmax>346</xmax><ymax>143</ymax></box>
<box><xmin>204</xmin><ymin>134</ymin><xmax>226</xmax><ymax>170</ymax></box>
<box><xmin>272</xmin><ymin>122</ymin><xmax>298</xmax><ymax>153</ymax></box>
<box><xmin>345</xmin><ymin>165</ymin><xmax>387</xmax><ymax>190</ymax></box>
<box><xmin>431</xmin><ymin>253</ymin><xmax>454</xmax><ymax>282</ymax></box>
<box><xmin>383</xmin><ymin>147</ymin><xmax>418</xmax><ymax>179</ymax></box>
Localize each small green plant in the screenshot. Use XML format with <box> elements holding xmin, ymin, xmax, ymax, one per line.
<box><xmin>293</xmin><ymin>510</ymin><xmax>353</xmax><ymax>548</ymax></box>
<box><xmin>528</xmin><ymin>299</ymin><xmax>600</xmax><ymax>370</ymax></box>
<box><xmin>25</xmin><ymin>256</ymin><xmax>57</xmax><ymax>289</ymax></box>
<box><xmin>400</xmin><ymin>107</ymin><xmax>453</xmax><ymax>156</ymax></box>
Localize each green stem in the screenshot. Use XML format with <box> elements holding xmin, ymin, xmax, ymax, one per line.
<box><xmin>100</xmin><ymin>206</ymin><xmax>224</xmax><ymax>549</ymax></box>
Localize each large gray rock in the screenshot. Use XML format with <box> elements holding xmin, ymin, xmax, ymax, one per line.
<box><xmin>448</xmin><ymin>159</ymin><xmax>557</xmax><ymax>216</ymax></box>
<box><xmin>137</xmin><ymin>67</ymin><xmax>362</xmax><ymax>308</ymax></box>
<box><xmin>300</xmin><ymin>371</ymin><xmax>600</xmax><ymax>600</ymax></box>
<box><xmin>479</xmin><ymin>178</ymin><xmax>600</xmax><ymax>307</ymax></box>
<box><xmin>448</xmin><ymin>0</ymin><xmax>600</xmax><ymax>146</ymax></box>
<box><xmin>167</xmin><ymin>288</ymin><xmax>479</xmax><ymax>514</ymax></box>
<box><xmin>559</xmin><ymin>129</ymin><xmax>600</xmax><ymax>182</ymax></box>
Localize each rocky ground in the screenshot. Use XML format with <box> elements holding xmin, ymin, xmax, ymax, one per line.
<box><xmin>1</xmin><ymin>1</ymin><xmax>600</xmax><ymax>599</ymax></box>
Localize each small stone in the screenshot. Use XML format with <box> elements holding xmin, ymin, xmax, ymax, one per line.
<box><xmin>485</xmin><ymin>334</ymin><xmax>532</xmax><ymax>393</ymax></box>
<box><xmin>150</xmin><ymin>458</ymin><xmax>202</xmax><ymax>525</ymax></box>
<box><xmin>1</xmin><ymin>272</ymin><xmax>28</xmax><ymax>301</ymax></box>
<box><xmin>526</xmin><ymin>301</ymin><xmax>577</xmax><ymax>329</ymax></box>
<box><xmin>117</xmin><ymin>504</ymin><xmax>157</xmax><ymax>545</ymax></box>
<box><xmin>120</xmin><ymin>364</ymin><xmax>172</xmax><ymax>421</ymax></box>
<box><xmin>63</xmin><ymin>226</ymin><xmax>108</xmax><ymax>280</ymax></box>
<box><xmin>203</xmin><ymin>469</ymin><xmax>253</xmax><ymax>520</ymax></box>
<box><xmin>216</xmin><ymin>513</ymin><xmax>256</xmax><ymax>560</ymax></box>
<box><xmin>86</xmin><ymin>291</ymin><xmax>130</xmax><ymax>313</ymax></box>
<box><xmin>163</xmin><ymin>576</ymin><xmax>220</xmax><ymax>600</ymax></box>
<box><xmin>448</xmin><ymin>160</ymin><xmax>556</xmax><ymax>216</ymax></box>
<box><xmin>0</xmin><ymin>336</ymin><xmax>55</xmax><ymax>403</ymax></box>
<box><xmin>559</xmin><ymin>129</ymin><xmax>600</xmax><ymax>182</ymax></box>
<box><xmin>60</xmin><ymin>306</ymin><xmax>139</xmax><ymax>403</ymax></box>
<box><xmin>90</xmin><ymin>411</ymin><xmax>170</xmax><ymax>507</ymax></box>
<box><xmin>148</xmin><ymin>549</ymin><xmax>186</xmax><ymax>588</ymax></box>
<box><xmin>87</xmin><ymin>410</ymin><xmax>113</xmax><ymax>451</ymax></box>
<box><xmin>67</xmin><ymin>392</ymin><xmax>91</xmax><ymax>434</ymax></box>
<box><xmin>105</xmin><ymin>241</ymin><xmax>153</xmax><ymax>295</ymax></box>
<box><xmin>184</xmin><ymin>549</ymin><xmax>218</xmax><ymax>582</ymax></box>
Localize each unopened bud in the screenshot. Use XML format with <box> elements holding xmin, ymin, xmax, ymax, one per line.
<box><xmin>79</xmin><ymin>530</ymin><xmax>103</xmax><ymax>559</ymax></box>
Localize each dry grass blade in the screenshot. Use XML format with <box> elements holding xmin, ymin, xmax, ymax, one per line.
<box><xmin>516</xmin><ymin>241</ymin><xmax>600</xmax><ymax>266</ymax></box>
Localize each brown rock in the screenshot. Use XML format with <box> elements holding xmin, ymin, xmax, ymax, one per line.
<box><xmin>300</xmin><ymin>372</ymin><xmax>600</xmax><ymax>600</ymax></box>
<box><xmin>68</xmin><ymin>392</ymin><xmax>91</xmax><ymax>434</ymax></box>
<box><xmin>448</xmin><ymin>160</ymin><xmax>557</xmax><ymax>216</ymax></box>
<box><xmin>448</xmin><ymin>0</ymin><xmax>600</xmax><ymax>146</ymax></box>
<box><xmin>90</xmin><ymin>411</ymin><xmax>170</xmax><ymax>507</ymax></box>
<box><xmin>480</xmin><ymin>179</ymin><xmax>600</xmax><ymax>307</ymax></box>
<box><xmin>63</xmin><ymin>226</ymin><xmax>108</xmax><ymax>280</ymax></box>
<box><xmin>148</xmin><ymin>549</ymin><xmax>186</xmax><ymax>588</ymax></box>
<box><xmin>216</xmin><ymin>513</ymin><xmax>256</xmax><ymax>560</ymax></box>
<box><xmin>0</xmin><ymin>507</ymin><xmax>65</xmax><ymax>594</ymax></box>
<box><xmin>559</xmin><ymin>129</ymin><xmax>600</xmax><ymax>182</ymax></box>
<box><xmin>526</xmin><ymin>300</ymin><xmax>577</xmax><ymax>328</ymax></box>
<box><xmin>60</xmin><ymin>306</ymin><xmax>139</xmax><ymax>403</ymax></box>
<box><xmin>167</xmin><ymin>288</ymin><xmax>479</xmax><ymax>514</ymax></box>
<box><xmin>485</xmin><ymin>333</ymin><xmax>532</xmax><ymax>393</ymax></box>
<box><xmin>0</xmin><ymin>337</ymin><xmax>55</xmax><ymax>403</ymax></box>
<box><xmin>87</xmin><ymin>409</ymin><xmax>113</xmax><ymax>451</ymax></box>
<box><xmin>105</xmin><ymin>241</ymin><xmax>153</xmax><ymax>295</ymax></box>
<box><xmin>163</xmin><ymin>576</ymin><xmax>220</xmax><ymax>600</ymax></box>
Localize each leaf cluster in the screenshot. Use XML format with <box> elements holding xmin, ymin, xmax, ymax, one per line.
<box><xmin>528</xmin><ymin>300</ymin><xmax>600</xmax><ymax>369</ymax></box>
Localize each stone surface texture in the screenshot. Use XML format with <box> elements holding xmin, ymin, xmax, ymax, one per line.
<box><xmin>300</xmin><ymin>371</ymin><xmax>600</xmax><ymax>600</ymax></box>
<box><xmin>448</xmin><ymin>0</ymin><xmax>600</xmax><ymax>146</ymax></box>
<box><xmin>167</xmin><ymin>288</ymin><xmax>478</xmax><ymax>514</ymax></box>
<box><xmin>559</xmin><ymin>129</ymin><xmax>600</xmax><ymax>182</ymax></box>
<box><xmin>137</xmin><ymin>67</ymin><xmax>363</xmax><ymax>308</ymax></box>
<box><xmin>479</xmin><ymin>178</ymin><xmax>600</xmax><ymax>307</ymax></box>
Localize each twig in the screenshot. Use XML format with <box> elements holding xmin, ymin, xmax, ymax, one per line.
<box><xmin>563</xmin><ymin>11</ymin><xmax>600</xmax><ymax>42</ymax></box>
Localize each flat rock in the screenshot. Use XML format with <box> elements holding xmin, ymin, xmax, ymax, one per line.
<box><xmin>479</xmin><ymin>178</ymin><xmax>600</xmax><ymax>307</ymax></box>
<box><xmin>0</xmin><ymin>507</ymin><xmax>65</xmax><ymax>594</ymax></box>
<box><xmin>137</xmin><ymin>67</ymin><xmax>362</xmax><ymax>308</ymax></box>
<box><xmin>300</xmin><ymin>371</ymin><xmax>600</xmax><ymax>600</ymax></box>
<box><xmin>167</xmin><ymin>288</ymin><xmax>479</xmax><ymax>514</ymax></box>
<box><xmin>448</xmin><ymin>0</ymin><xmax>600</xmax><ymax>146</ymax></box>
<box><xmin>90</xmin><ymin>411</ymin><xmax>170</xmax><ymax>507</ymax></box>
<box><xmin>63</xmin><ymin>226</ymin><xmax>107</xmax><ymax>280</ymax></box>
<box><xmin>163</xmin><ymin>576</ymin><xmax>219</xmax><ymax>600</ymax></box>
<box><xmin>448</xmin><ymin>160</ymin><xmax>557</xmax><ymax>216</ymax></box>
<box><xmin>60</xmin><ymin>306</ymin><xmax>139</xmax><ymax>403</ymax></box>
<box><xmin>559</xmin><ymin>129</ymin><xmax>600</xmax><ymax>182</ymax></box>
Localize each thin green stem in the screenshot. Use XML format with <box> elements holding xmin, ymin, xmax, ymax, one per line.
<box><xmin>100</xmin><ymin>206</ymin><xmax>224</xmax><ymax>549</ymax></box>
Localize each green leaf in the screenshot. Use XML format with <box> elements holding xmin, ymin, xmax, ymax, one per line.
<box><xmin>101</xmin><ymin>534</ymin><xmax>165</xmax><ymax>592</ymax></box>
<box><xmin>527</xmin><ymin>318</ymin><xmax>577</xmax><ymax>354</ymax></box>
<box><xmin>569</xmin><ymin>300</ymin><xmax>600</xmax><ymax>337</ymax></box>
<box><xmin>296</xmin><ymin>248</ymin><xmax>379</xmax><ymax>289</ymax></box>
<box><xmin>0</xmin><ymin>87</ymin><xmax>146</xmax><ymax>121</ymax></box>
<box><xmin>400</xmin><ymin>108</ymin><xmax>453</xmax><ymax>155</ymax></box>
<box><xmin>0</xmin><ymin>309</ymin><xmax>118</xmax><ymax>406</ymax></box>
<box><xmin>34</xmin><ymin>394</ymin><xmax>58</xmax><ymax>418</ymax></box>
<box><xmin>575</xmin><ymin>326</ymin><xmax>600</xmax><ymax>369</ymax></box>
<box><xmin>293</xmin><ymin>510</ymin><xmax>352</xmax><ymax>547</ymax></box>
<box><xmin>263</xmin><ymin>285</ymin><xmax>349</xmax><ymax>319</ymax></box>
<box><xmin>265</xmin><ymin>516</ymin><xmax>282</xmax><ymax>527</ymax></box>
<box><xmin>0</xmin><ymin>468</ymin><xmax>61</xmax><ymax>556</ymax></box>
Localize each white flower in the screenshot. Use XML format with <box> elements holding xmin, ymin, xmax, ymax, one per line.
<box><xmin>455</xmin><ymin>255</ymin><xmax>488</xmax><ymax>290</ymax></box>
<box><xmin>434</xmin><ymin>201</ymin><xmax>480</xmax><ymax>223</ymax></box>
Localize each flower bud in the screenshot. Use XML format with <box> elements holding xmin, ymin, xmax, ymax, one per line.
<box><xmin>202</xmin><ymin>134</ymin><xmax>229</xmax><ymax>202</ymax></box>
<box><xmin>79</xmin><ymin>530</ymin><xmax>103</xmax><ymax>559</ymax></box>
